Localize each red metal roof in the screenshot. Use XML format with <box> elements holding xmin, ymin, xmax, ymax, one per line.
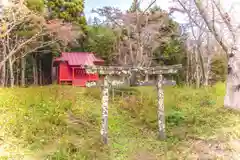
<box><xmin>54</xmin><ymin>52</ymin><xmax>104</xmax><ymax>66</ymax></box>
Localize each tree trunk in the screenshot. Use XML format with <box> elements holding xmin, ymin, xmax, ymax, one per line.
<box><xmin>39</xmin><ymin>59</ymin><xmax>42</xmax><ymax>85</ymax></box>
<box><xmin>51</xmin><ymin>59</ymin><xmax>55</xmax><ymax>84</ymax></box>
<box><xmin>1</xmin><ymin>41</ymin><xmax>7</xmax><ymax>87</ymax></box>
<box><xmin>196</xmin><ymin>57</ymin><xmax>200</xmax><ymax>88</ymax></box>
<box><xmin>156</xmin><ymin>74</ymin><xmax>165</xmax><ymax>139</ymax></box>
<box><xmin>21</xmin><ymin>55</ymin><xmax>26</xmax><ymax>87</ymax></box>
<box><xmin>8</xmin><ymin>57</ymin><xmax>14</xmax><ymax>88</ymax></box>
<box><xmin>130</xmin><ymin>71</ymin><xmax>137</xmax><ymax>86</ymax></box>
<box><xmin>186</xmin><ymin>51</ymin><xmax>190</xmax><ymax>85</ymax></box>
<box><xmin>1</xmin><ymin>62</ymin><xmax>6</xmax><ymax>87</ymax></box>
<box><xmin>5</xmin><ymin>63</ymin><xmax>9</xmax><ymax>86</ymax></box>
<box><xmin>32</xmin><ymin>55</ymin><xmax>38</xmax><ymax>85</ymax></box>
<box><xmin>101</xmin><ymin>76</ymin><xmax>109</xmax><ymax>144</ymax></box>
<box><xmin>190</xmin><ymin>51</ymin><xmax>194</xmax><ymax>85</ymax></box>
<box><xmin>196</xmin><ymin>67</ymin><xmax>200</xmax><ymax>88</ymax></box>
<box><xmin>204</xmin><ymin>56</ymin><xmax>211</xmax><ymax>86</ymax></box>
<box><xmin>224</xmin><ymin>52</ymin><xmax>240</xmax><ymax>109</ymax></box>
<box><xmin>204</xmin><ymin>73</ymin><xmax>209</xmax><ymax>86</ymax></box>
<box><xmin>145</xmin><ymin>74</ymin><xmax>149</xmax><ymax>82</ymax></box>
<box><xmin>16</xmin><ymin>66</ymin><xmax>19</xmax><ymax>86</ymax></box>
<box><xmin>193</xmin><ymin>0</ymin><xmax>240</xmax><ymax>109</ymax></box>
<box><xmin>196</xmin><ymin>46</ymin><xmax>206</xmax><ymax>85</ymax></box>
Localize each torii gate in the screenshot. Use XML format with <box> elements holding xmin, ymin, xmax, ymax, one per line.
<box><xmin>85</xmin><ymin>64</ymin><xmax>182</xmax><ymax>144</ymax></box>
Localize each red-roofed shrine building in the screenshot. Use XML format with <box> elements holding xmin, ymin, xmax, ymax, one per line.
<box><xmin>53</xmin><ymin>52</ymin><xmax>104</xmax><ymax>87</ymax></box>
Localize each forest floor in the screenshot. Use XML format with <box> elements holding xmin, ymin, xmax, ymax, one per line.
<box><xmin>0</xmin><ymin>83</ymin><xmax>240</xmax><ymax>160</ymax></box>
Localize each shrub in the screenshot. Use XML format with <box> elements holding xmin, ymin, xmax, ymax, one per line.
<box><xmin>166</xmin><ymin>110</ymin><xmax>185</xmax><ymax>127</ymax></box>
<box><xmin>210</xmin><ymin>55</ymin><xmax>227</xmax><ymax>84</ymax></box>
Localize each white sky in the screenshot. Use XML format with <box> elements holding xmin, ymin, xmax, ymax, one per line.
<box><xmin>85</xmin><ymin>0</ymin><xmax>240</xmax><ymax>24</ymax></box>
<box><xmin>2</xmin><ymin>0</ymin><xmax>240</xmax><ymax>24</ymax></box>
<box><xmin>85</xmin><ymin>0</ymin><xmax>172</xmax><ymax>20</ymax></box>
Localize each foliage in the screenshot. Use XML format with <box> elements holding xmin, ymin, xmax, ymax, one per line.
<box><xmin>1</xmin><ymin>83</ymin><xmax>240</xmax><ymax>159</ymax></box>
<box><xmin>149</xmin><ymin>5</ymin><xmax>162</xmax><ymax>13</ymax></box>
<box><xmin>83</xmin><ymin>25</ymin><xmax>117</xmax><ymax>64</ymax></box>
<box><xmin>0</xmin><ymin>2</ymin><xmax>81</xmax><ymax>68</ymax></box>
<box><xmin>158</xmin><ymin>38</ymin><xmax>187</xmax><ymax>84</ymax></box>
<box><xmin>151</xmin><ymin>6</ymin><xmax>185</xmax><ymax>66</ymax></box>
<box><xmin>1</xmin><ymin>84</ymin><xmax>240</xmax><ymax>159</ymax></box>
<box><xmin>46</xmin><ymin>0</ymin><xmax>87</xmax><ymax>29</ymax></box>
<box><xmin>83</xmin><ymin>87</ymin><xmax>101</xmax><ymax>100</ymax></box>
<box><xmin>25</xmin><ymin>0</ymin><xmax>45</xmax><ymax>13</ymax></box>
<box><xmin>210</xmin><ymin>55</ymin><xmax>227</xmax><ymax>84</ymax></box>
<box><xmin>0</xmin><ymin>1</ymin><xmax>82</xmax><ymax>87</ymax></box>
<box><xmin>93</xmin><ymin>5</ymin><xmax>179</xmax><ymax>67</ymax></box>
<box><xmin>154</xmin><ymin>38</ymin><xmax>185</xmax><ymax>65</ymax></box>
<box><xmin>166</xmin><ymin>110</ymin><xmax>185</xmax><ymax>126</ymax></box>
<box><xmin>128</xmin><ymin>0</ymin><xmax>141</xmax><ymax>13</ymax></box>
<box><xmin>118</xmin><ymin>84</ymin><xmax>229</xmax><ymax>133</ymax></box>
<box><xmin>44</xmin><ymin>0</ymin><xmax>87</xmax><ymax>56</ymax></box>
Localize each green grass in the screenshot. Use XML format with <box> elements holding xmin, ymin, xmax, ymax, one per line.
<box><xmin>0</xmin><ymin>83</ymin><xmax>240</xmax><ymax>159</ymax></box>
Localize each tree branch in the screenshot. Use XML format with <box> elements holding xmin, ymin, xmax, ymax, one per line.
<box><xmin>193</xmin><ymin>0</ymin><xmax>228</xmax><ymax>54</ymax></box>
<box><xmin>0</xmin><ymin>32</ymin><xmax>41</xmax><ymax>69</ymax></box>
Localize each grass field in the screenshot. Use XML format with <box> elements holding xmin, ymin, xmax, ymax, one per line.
<box><xmin>0</xmin><ymin>83</ymin><xmax>240</xmax><ymax>160</ymax></box>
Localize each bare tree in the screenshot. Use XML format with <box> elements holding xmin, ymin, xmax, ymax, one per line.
<box><xmin>0</xmin><ymin>3</ymin><xmax>80</xmax><ymax>62</ymax></box>
<box><xmin>0</xmin><ymin>38</ymin><xmax>7</xmax><ymax>87</ymax></box>
<box><xmin>203</xmin><ymin>32</ymin><xmax>213</xmax><ymax>86</ymax></box>
<box><xmin>172</xmin><ymin>0</ymin><xmax>240</xmax><ymax>109</ymax></box>
<box><xmin>194</xmin><ymin>0</ymin><xmax>240</xmax><ymax>109</ymax></box>
<box><xmin>0</xmin><ymin>2</ymin><xmax>81</xmax><ymax>87</ymax></box>
<box><xmin>171</xmin><ymin>0</ymin><xmax>210</xmax><ymax>87</ymax></box>
<box><xmin>20</xmin><ymin>52</ymin><xmax>25</xmax><ymax>86</ymax></box>
<box><xmin>93</xmin><ymin>0</ymin><xmax>178</xmax><ymax>85</ymax></box>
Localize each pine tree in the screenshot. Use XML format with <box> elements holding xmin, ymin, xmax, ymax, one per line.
<box><xmin>128</xmin><ymin>0</ymin><xmax>141</xmax><ymax>13</ymax></box>
<box><xmin>46</xmin><ymin>0</ymin><xmax>87</xmax><ymax>30</ymax></box>
<box><xmin>25</xmin><ymin>0</ymin><xmax>45</xmax><ymax>13</ymax></box>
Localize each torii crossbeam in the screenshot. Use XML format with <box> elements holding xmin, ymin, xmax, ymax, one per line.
<box><xmin>85</xmin><ymin>64</ymin><xmax>182</xmax><ymax>144</ymax></box>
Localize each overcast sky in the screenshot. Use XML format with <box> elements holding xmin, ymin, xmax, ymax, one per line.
<box><xmin>85</xmin><ymin>0</ymin><xmax>240</xmax><ymax>24</ymax></box>
<box><xmin>85</xmin><ymin>0</ymin><xmax>173</xmax><ymax>20</ymax></box>
<box><xmin>85</xmin><ymin>0</ymin><xmax>170</xmax><ymax>13</ymax></box>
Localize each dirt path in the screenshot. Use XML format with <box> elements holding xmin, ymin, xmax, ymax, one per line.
<box><xmin>179</xmin><ymin>139</ymin><xmax>240</xmax><ymax>160</ymax></box>
<box><xmin>132</xmin><ymin>124</ymin><xmax>240</xmax><ymax>160</ymax></box>
<box><xmin>131</xmin><ymin>139</ymin><xmax>240</xmax><ymax>160</ymax></box>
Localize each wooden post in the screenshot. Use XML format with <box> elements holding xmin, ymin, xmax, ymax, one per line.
<box><xmin>112</xmin><ymin>87</ymin><xmax>115</xmax><ymax>101</ymax></box>
<box><xmin>1</xmin><ymin>61</ymin><xmax>6</xmax><ymax>87</ymax></box>
<box><xmin>101</xmin><ymin>75</ymin><xmax>109</xmax><ymax>144</ymax></box>
<box><xmin>72</xmin><ymin>67</ymin><xmax>75</xmax><ymax>86</ymax></box>
<box><xmin>84</xmin><ymin>65</ymin><xmax>182</xmax><ymax>143</ymax></box>
<box><xmin>156</xmin><ymin>74</ymin><xmax>165</xmax><ymax>140</ymax></box>
<box><xmin>39</xmin><ymin>59</ymin><xmax>42</xmax><ymax>86</ymax></box>
<box><xmin>32</xmin><ymin>55</ymin><xmax>38</xmax><ymax>85</ymax></box>
<box><xmin>21</xmin><ymin>55</ymin><xmax>26</xmax><ymax>87</ymax></box>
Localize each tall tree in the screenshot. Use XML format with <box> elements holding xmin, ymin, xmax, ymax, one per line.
<box><xmin>93</xmin><ymin>2</ymin><xmax>181</xmax><ymax>85</ymax></box>
<box><xmin>46</xmin><ymin>0</ymin><xmax>87</xmax><ymax>50</ymax></box>
<box><xmin>172</xmin><ymin>0</ymin><xmax>240</xmax><ymax>109</ymax></box>
<box><xmin>94</xmin><ymin>6</ymin><xmax>177</xmax><ymax>67</ymax></box>
<box><xmin>46</xmin><ymin>0</ymin><xmax>87</xmax><ymax>29</ymax></box>
<box><xmin>0</xmin><ymin>1</ymin><xmax>80</xmax><ymax>86</ymax></box>
<box><xmin>25</xmin><ymin>0</ymin><xmax>44</xmax><ymax>13</ymax></box>
<box><xmin>83</xmin><ymin>25</ymin><xmax>116</xmax><ymax>64</ymax></box>
<box><xmin>128</xmin><ymin>0</ymin><xmax>141</xmax><ymax>13</ymax></box>
<box><xmin>171</xmin><ymin>0</ymin><xmax>213</xmax><ymax>87</ymax></box>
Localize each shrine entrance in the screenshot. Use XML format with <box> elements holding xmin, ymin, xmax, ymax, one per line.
<box><xmin>85</xmin><ymin>64</ymin><xmax>182</xmax><ymax>144</ymax></box>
